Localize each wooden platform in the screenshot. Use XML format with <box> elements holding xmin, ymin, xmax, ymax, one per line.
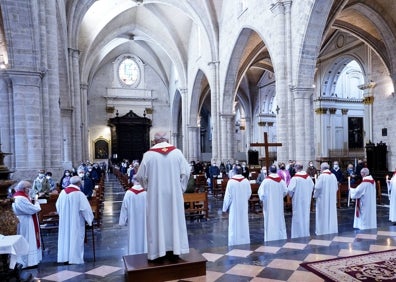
<box><xmin>123</xmin><ymin>248</ymin><xmax>207</xmax><ymax>282</ymax></box>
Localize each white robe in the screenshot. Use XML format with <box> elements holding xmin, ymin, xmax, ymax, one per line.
<box><xmin>222</xmin><ymin>175</ymin><xmax>252</xmax><ymax>246</ymax></box>
<box><xmin>288</xmin><ymin>171</ymin><xmax>314</xmax><ymax>238</ymax></box>
<box><xmin>313</xmin><ymin>170</ymin><xmax>338</xmax><ymax>235</ymax></box>
<box><xmin>258</xmin><ymin>173</ymin><xmax>287</xmax><ymax>242</ymax></box>
<box><xmin>389</xmin><ymin>174</ymin><xmax>396</xmax><ymax>222</ymax></box>
<box><xmin>12</xmin><ymin>194</ymin><xmax>42</xmax><ymax>268</ymax></box>
<box><xmin>135</xmin><ymin>141</ymin><xmax>190</xmax><ymax>260</ymax></box>
<box><xmin>56</xmin><ymin>184</ymin><xmax>94</xmax><ymax>264</ymax></box>
<box><xmin>119</xmin><ymin>184</ymin><xmax>148</xmax><ymax>255</ymax></box>
<box><xmin>350</xmin><ymin>175</ymin><xmax>377</xmax><ymax>230</ymax></box>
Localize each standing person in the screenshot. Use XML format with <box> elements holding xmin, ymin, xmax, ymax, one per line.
<box><xmin>12</xmin><ymin>181</ymin><xmax>42</xmax><ymax>268</ymax></box>
<box><xmin>60</xmin><ymin>170</ymin><xmax>72</xmax><ymax>190</ymax></box>
<box><xmin>135</xmin><ymin>131</ymin><xmax>191</xmax><ymax>262</ymax></box>
<box><xmin>277</xmin><ymin>162</ymin><xmax>291</xmax><ymax>185</ymax></box>
<box><xmin>288</xmin><ymin>163</ymin><xmax>314</xmax><ymax>238</ymax></box>
<box><xmin>32</xmin><ymin>169</ymin><xmax>51</xmax><ymax>197</ymax></box>
<box><xmin>56</xmin><ymin>176</ymin><xmax>94</xmax><ymax>264</ymax></box>
<box><xmin>388</xmin><ymin>170</ymin><xmax>396</xmax><ymax>224</ymax></box>
<box><xmin>306</xmin><ymin>161</ymin><xmax>318</xmax><ymax>180</ymax></box>
<box><xmin>222</xmin><ymin>165</ymin><xmax>252</xmax><ymax>246</ymax></box>
<box><xmin>119</xmin><ymin>177</ymin><xmax>147</xmax><ymax>255</ymax></box>
<box><xmin>256</xmin><ymin>166</ymin><xmax>267</xmax><ymax>185</ymax></box>
<box><xmin>241</xmin><ymin>162</ymin><xmax>250</xmax><ymax>179</ymax></box>
<box><xmin>349</xmin><ymin>168</ymin><xmax>377</xmax><ymax>230</ymax></box>
<box><xmin>331</xmin><ymin>161</ymin><xmax>344</xmax><ymax>184</ymax></box>
<box><xmin>258</xmin><ymin>165</ymin><xmax>288</xmax><ymax>242</ymax></box>
<box><xmin>313</xmin><ymin>162</ymin><xmax>338</xmax><ymax>235</ymax></box>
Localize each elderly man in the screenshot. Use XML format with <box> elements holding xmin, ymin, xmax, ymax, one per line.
<box><xmin>258</xmin><ymin>165</ymin><xmax>288</xmax><ymax>242</ymax></box>
<box><xmin>288</xmin><ymin>162</ymin><xmax>314</xmax><ymax>238</ymax></box>
<box><xmin>349</xmin><ymin>168</ymin><xmax>377</xmax><ymax>230</ymax></box>
<box><xmin>313</xmin><ymin>162</ymin><xmax>338</xmax><ymax>235</ymax></box>
<box><xmin>119</xmin><ymin>177</ymin><xmax>147</xmax><ymax>255</ymax></box>
<box><xmin>12</xmin><ymin>181</ymin><xmax>42</xmax><ymax>268</ymax></box>
<box><xmin>222</xmin><ymin>165</ymin><xmax>252</xmax><ymax>246</ymax></box>
<box><xmin>56</xmin><ymin>176</ymin><xmax>94</xmax><ymax>264</ymax></box>
<box><xmin>135</xmin><ymin>131</ymin><xmax>191</xmax><ymax>262</ymax></box>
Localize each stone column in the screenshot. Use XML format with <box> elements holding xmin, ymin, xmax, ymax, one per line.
<box><xmin>219</xmin><ymin>113</ymin><xmax>234</xmax><ymax>162</ymax></box>
<box><xmin>8</xmin><ymin>70</ymin><xmax>44</xmax><ymax>172</ymax></box>
<box><xmin>80</xmin><ymin>83</ymin><xmax>89</xmax><ymax>161</ymax></box>
<box><xmin>69</xmin><ymin>48</ymin><xmax>82</xmax><ymax>165</ymax></box>
<box><xmin>359</xmin><ymin>82</ymin><xmax>375</xmax><ymax>144</ymax></box>
<box><xmin>208</xmin><ymin>61</ymin><xmax>220</xmax><ymax>161</ymax></box>
<box><xmin>292</xmin><ymin>86</ymin><xmax>314</xmax><ymax>165</ymax></box>
<box><xmin>270</xmin><ymin>2</ymin><xmax>289</xmax><ymax>162</ymax></box>
<box><xmin>187</xmin><ymin>126</ymin><xmax>199</xmax><ymax>161</ymax></box>
<box><xmin>179</xmin><ymin>88</ymin><xmax>188</xmax><ymax>153</ymax></box>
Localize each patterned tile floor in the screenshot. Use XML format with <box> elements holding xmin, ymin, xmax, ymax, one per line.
<box><xmin>14</xmin><ymin>174</ymin><xmax>396</xmax><ymax>281</ymax></box>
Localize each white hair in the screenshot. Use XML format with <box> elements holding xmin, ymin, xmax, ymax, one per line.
<box><xmin>15</xmin><ymin>180</ymin><xmax>31</xmax><ymax>191</ymax></box>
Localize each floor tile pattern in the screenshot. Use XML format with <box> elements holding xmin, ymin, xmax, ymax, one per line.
<box><xmin>13</xmin><ymin>173</ymin><xmax>396</xmax><ymax>282</ymax></box>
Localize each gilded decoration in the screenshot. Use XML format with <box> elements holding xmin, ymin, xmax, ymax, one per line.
<box><xmin>363</xmin><ymin>96</ymin><xmax>374</xmax><ymax>105</ymax></box>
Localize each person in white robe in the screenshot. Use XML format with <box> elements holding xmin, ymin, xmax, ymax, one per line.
<box><xmin>313</xmin><ymin>162</ymin><xmax>338</xmax><ymax>235</ymax></box>
<box><xmin>12</xmin><ymin>181</ymin><xmax>42</xmax><ymax>268</ymax></box>
<box><xmin>56</xmin><ymin>176</ymin><xmax>94</xmax><ymax>264</ymax></box>
<box><xmin>349</xmin><ymin>168</ymin><xmax>377</xmax><ymax>230</ymax></box>
<box><xmin>288</xmin><ymin>163</ymin><xmax>314</xmax><ymax>238</ymax></box>
<box><xmin>135</xmin><ymin>131</ymin><xmax>191</xmax><ymax>261</ymax></box>
<box><xmin>222</xmin><ymin>165</ymin><xmax>252</xmax><ymax>246</ymax></box>
<box><xmin>258</xmin><ymin>165</ymin><xmax>288</xmax><ymax>242</ymax></box>
<box><xmin>387</xmin><ymin>171</ymin><xmax>396</xmax><ymax>223</ymax></box>
<box><xmin>119</xmin><ymin>177</ymin><xmax>147</xmax><ymax>255</ymax></box>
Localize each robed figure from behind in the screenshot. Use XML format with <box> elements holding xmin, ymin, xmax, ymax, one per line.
<box><xmin>135</xmin><ymin>132</ymin><xmax>191</xmax><ymax>261</ymax></box>
<box><xmin>349</xmin><ymin>168</ymin><xmax>377</xmax><ymax>230</ymax></box>
<box><xmin>222</xmin><ymin>165</ymin><xmax>252</xmax><ymax>246</ymax></box>
<box><xmin>313</xmin><ymin>162</ymin><xmax>338</xmax><ymax>235</ymax></box>
<box><xmin>56</xmin><ymin>176</ymin><xmax>94</xmax><ymax>264</ymax></box>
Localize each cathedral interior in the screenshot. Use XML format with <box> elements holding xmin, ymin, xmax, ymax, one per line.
<box><xmin>0</xmin><ymin>0</ymin><xmax>396</xmax><ymax>281</ymax></box>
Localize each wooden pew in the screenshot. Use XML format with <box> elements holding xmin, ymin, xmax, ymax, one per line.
<box><xmin>183</xmin><ymin>192</ymin><xmax>208</xmax><ymax>221</ymax></box>
<box><xmin>248</xmin><ymin>183</ymin><xmax>262</xmax><ymax>213</ymax></box>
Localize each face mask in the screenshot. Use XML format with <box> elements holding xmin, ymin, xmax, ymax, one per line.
<box><xmin>46</xmin><ymin>176</ymin><xmax>51</xmax><ymax>180</ymax></box>
<box><xmin>309</xmin><ymin>163</ymin><xmax>313</xmax><ymax>167</ymax></box>
<box><xmin>262</xmin><ymin>170</ymin><xmax>267</xmax><ymax>174</ymax></box>
<box><xmin>334</xmin><ymin>165</ymin><xmax>339</xmax><ymax>169</ymax></box>
<box><xmin>39</xmin><ymin>173</ymin><xmax>45</xmax><ymax>178</ymax></box>
<box><xmin>88</xmin><ymin>169</ymin><xmax>92</xmax><ymax>172</ymax></box>
<box><xmin>78</xmin><ymin>173</ymin><xmax>84</xmax><ymax>177</ymax></box>
<box><xmin>65</xmin><ymin>173</ymin><xmax>70</xmax><ymax>176</ymax></box>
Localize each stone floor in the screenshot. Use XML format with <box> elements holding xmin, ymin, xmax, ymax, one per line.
<box><xmin>14</xmin><ymin>174</ymin><xmax>396</xmax><ymax>281</ymax></box>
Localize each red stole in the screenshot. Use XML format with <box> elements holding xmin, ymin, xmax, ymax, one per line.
<box><xmin>322</xmin><ymin>171</ymin><xmax>331</xmax><ymax>175</ymax></box>
<box><xmin>13</xmin><ymin>191</ymin><xmax>41</xmax><ymax>249</ymax></box>
<box><xmin>64</xmin><ymin>187</ymin><xmax>80</xmax><ymax>194</ymax></box>
<box><xmin>231</xmin><ymin>177</ymin><xmax>244</xmax><ymax>182</ymax></box>
<box><xmin>149</xmin><ymin>146</ymin><xmax>176</xmax><ymax>155</ymax></box>
<box><xmin>266</xmin><ymin>175</ymin><xmax>282</xmax><ymax>182</ymax></box>
<box><xmin>356</xmin><ymin>178</ymin><xmax>375</xmax><ymax>217</ymax></box>
<box><xmin>293</xmin><ymin>173</ymin><xmax>309</xmax><ymax>179</ymax></box>
<box><xmin>129</xmin><ymin>188</ymin><xmax>145</xmax><ymax>195</ymax></box>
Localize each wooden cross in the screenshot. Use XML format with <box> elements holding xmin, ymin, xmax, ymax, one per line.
<box><xmin>250</xmin><ymin>132</ymin><xmax>282</xmax><ymax>169</ymax></box>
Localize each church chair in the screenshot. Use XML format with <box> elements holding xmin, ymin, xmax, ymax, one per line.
<box><xmin>248</xmin><ymin>183</ymin><xmax>261</xmax><ymax>213</ymax></box>
<box><xmin>376</xmin><ymin>180</ymin><xmax>382</xmax><ymax>204</ymax></box>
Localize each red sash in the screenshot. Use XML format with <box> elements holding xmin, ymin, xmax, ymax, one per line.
<box><xmin>129</xmin><ymin>188</ymin><xmax>145</xmax><ymax>195</ymax></box>
<box><xmin>149</xmin><ymin>146</ymin><xmax>176</xmax><ymax>155</ymax></box>
<box><xmin>322</xmin><ymin>171</ymin><xmax>331</xmax><ymax>175</ymax></box>
<box><xmin>64</xmin><ymin>187</ymin><xmax>80</xmax><ymax>194</ymax></box>
<box><xmin>293</xmin><ymin>173</ymin><xmax>309</xmax><ymax>179</ymax></box>
<box><xmin>361</xmin><ymin>179</ymin><xmax>375</xmax><ymax>184</ymax></box>
<box><xmin>266</xmin><ymin>175</ymin><xmax>282</xmax><ymax>182</ymax></box>
<box><xmin>231</xmin><ymin>177</ymin><xmax>244</xmax><ymax>182</ymax></box>
<box><xmin>13</xmin><ymin>191</ymin><xmax>41</xmax><ymax>249</ymax></box>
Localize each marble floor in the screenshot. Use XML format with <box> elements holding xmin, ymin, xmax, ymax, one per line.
<box><xmin>16</xmin><ymin>174</ymin><xmax>396</xmax><ymax>281</ymax></box>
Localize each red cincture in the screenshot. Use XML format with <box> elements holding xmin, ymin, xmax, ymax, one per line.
<box><xmin>293</xmin><ymin>173</ymin><xmax>309</xmax><ymax>179</ymax></box>
<box><xmin>64</xmin><ymin>187</ymin><xmax>80</xmax><ymax>194</ymax></box>
<box><xmin>231</xmin><ymin>177</ymin><xmax>244</xmax><ymax>182</ymax></box>
<box><xmin>362</xmin><ymin>179</ymin><xmax>375</xmax><ymax>184</ymax></box>
<box><xmin>129</xmin><ymin>188</ymin><xmax>145</xmax><ymax>195</ymax></box>
<box><xmin>149</xmin><ymin>146</ymin><xmax>176</xmax><ymax>155</ymax></box>
<box><xmin>266</xmin><ymin>175</ymin><xmax>282</xmax><ymax>182</ymax></box>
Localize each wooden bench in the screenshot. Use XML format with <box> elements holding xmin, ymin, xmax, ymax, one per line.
<box><xmin>183</xmin><ymin>192</ymin><xmax>208</xmax><ymax>221</ymax></box>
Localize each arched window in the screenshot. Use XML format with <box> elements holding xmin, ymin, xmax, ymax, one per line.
<box><xmin>118</xmin><ymin>57</ymin><xmax>140</xmax><ymax>86</ymax></box>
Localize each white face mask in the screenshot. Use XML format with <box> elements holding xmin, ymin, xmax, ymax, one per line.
<box><xmin>46</xmin><ymin>176</ymin><xmax>51</xmax><ymax>180</ymax></box>
<box><xmin>65</xmin><ymin>173</ymin><xmax>70</xmax><ymax>176</ymax></box>
<box><xmin>78</xmin><ymin>173</ymin><xmax>84</xmax><ymax>177</ymax></box>
<box><xmin>38</xmin><ymin>173</ymin><xmax>45</xmax><ymax>178</ymax></box>
<box><xmin>334</xmin><ymin>165</ymin><xmax>339</xmax><ymax>169</ymax></box>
